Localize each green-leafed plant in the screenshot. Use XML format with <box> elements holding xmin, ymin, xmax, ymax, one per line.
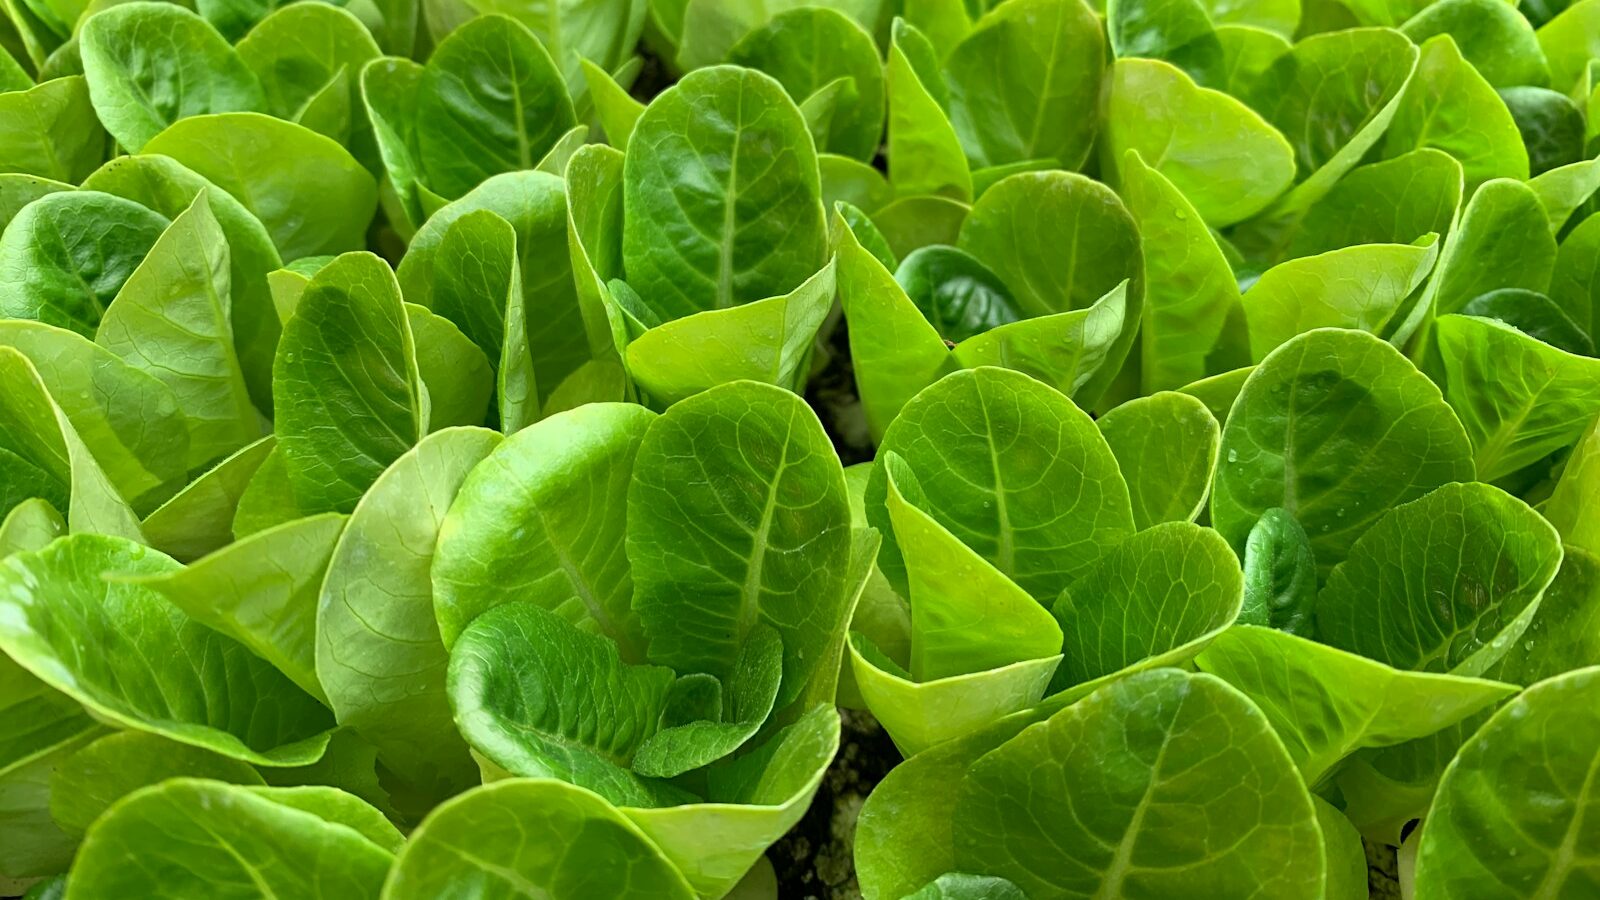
<box><xmin>4</xmin><ymin>0</ymin><xmax>1600</xmax><ymax>896</ymax></box>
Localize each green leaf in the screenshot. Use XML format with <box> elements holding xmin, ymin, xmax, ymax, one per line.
<box><xmin>944</xmin><ymin>0</ymin><xmax>1105</xmax><ymax>170</ymax></box>
<box><xmin>1430</xmin><ymin>179</ymin><xmax>1557</xmax><ymax>321</ymax></box>
<box><xmin>581</xmin><ymin>56</ymin><xmax>646</xmax><ymax>152</ymax></box>
<box><xmin>1239</xmin><ymin>507</ymin><xmax>1316</xmax><ymax>633</ymax></box>
<box><xmin>0</xmin><ymin>76</ymin><xmax>105</xmax><ymax>183</ymax></box>
<box><xmin>0</xmin><ymin>191</ymin><xmax>168</xmax><ymax>338</ymax></box>
<box><xmin>1459</xmin><ymin>288</ymin><xmax>1592</xmax><ymax>356</ymax></box>
<box><xmin>360</xmin><ymin>56</ymin><xmax>426</xmax><ymax>234</ymax></box>
<box><xmin>895</xmin><ymin>246</ymin><xmax>1020</xmax><ymax>344</ymax></box>
<box><xmin>1435</xmin><ymin>313</ymin><xmax>1600</xmax><ymax>482</ymax></box>
<box><xmin>958</xmin><ymin>171</ymin><xmax>1144</xmax><ymax>405</ymax></box>
<box><xmin>1212</xmin><ymin>328</ymin><xmax>1476</xmax><ymax>574</ymax></box>
<box><xmin>1400</xmin><ymin>0</ymin><xmax>1550</xmax><ymax>89</ymax></box>
<box><xmin>1243</xmin><ymin>237</ymin><xmax>1440</xmax><ymax>359</ymax></box>
<box><xmin>0</xmin><ymin>497</ymin><xmax>62</xmax><ymax>556</ymax></box>
<box><xmin>235</xmin><ymin>3</ymin><xmax>380</xmax><ymax>163</ymax></box>
<box><xmin>872</xmin><ymin>195</ymin><xmax>971</xmax><ymax>260</ymax></box>
<box><xmin>67</xmin><ymin>779</ymin><xmax>392</xmax><ymax>898</ymax></box>
<box><xmin>1319</xmin><ymin>481</ymin><xmax>1563</xmax><ymax>676</ymax></box>
<box><xmin>143</xmin><ymin>112</ymin><xmax>377</xmax><ymax>261</ymax></box>
<box><xmin>1246</xmin><ymin>28</ymin><xmax>1419</xmax><ymax>219</ymax></box>
<box><xmin>397</xmin><ymin>171</ymin><xmax>587</xmax><ymax>406</ymax></box>
<box><xmin>1108</xmin><ymin>0</ymin><xmax>1225</xmax><ymax>87</ymax></box>
<box><xmin>97</xmin><ymin>192</ymin><xmax>263</xmax><ymax>470</ymax></box>
<box><xmin>0</xmin><ymin>534</ymin><xmax>334</xmax><ymax>766</ymax></box>
<box><xmin>131</xmin><ymin>512</ymin><xmax>345</xmax><ymax>704</ymax></box>
<box><xmin>0</xmin><ymin>174</ymin><xmax>71</xmax><ymax>232</ymax></box>
<box><xmin>1290</xmin><ymin>149</ymin><xmax>1463</xmax><ymax>259</ymax></box>
<box><xmin>404</xmin><ymin>303</ymin><xmax>494</xmax><ymax>429</ymax></box>
<box><xmin>1048</xmin><ymin>522</ymin><xmax>1241</xmax><ymax>698</ymax></box>
<box><xmin>0</xmin><ymin>348</ymin><xmax>143</xmax><ymax>540</ymax></box>
<box><xmin>81</xmin><ymin>153</ymin><xmax>287</xmax><ymax>418</ymax></box>
<box><xmin>231</xmin><ymin>446</ymin><xmax>299</xmax><ymax>539</ymax></box>
<box><xmin>1118</xmin><ymin>150</ymin><xmax>1243</xmax><ymax>393</ymax></box>
<box><xmin>433</xmin><ymin>403</ymin><xmax>651</xmax><ymax>654</ymax></box>
<box><xmin>832</xmin><ymin>206</ymin><xmax>958</xmax><ymax>442</ymax></box>
<box><xmin>1096</xmin><ymin>391</ymin><xmax>1220</xmax><ymax>529</ymax></box>
<box><xmin>1196</xmin><ymin>625</ymin><xmax>1517</xmax><ymax>785</ymax></box>
<box><xmin>79</xmin><ymin>3</ymin><xmax>264</xmax><ymax>152</ymax></box>
<box><xmin>384</xmin><ymin>779</ymin><xmax>695</xmax><ymax>900</ymax></box>
<box><xmin>0</xmin><ymin>319</ymin><xmax>189</xmax><ymax>511</ymax></box>
<box><xmin>1500</xmin><ymin>86</ymin><xmax>1585</xmax><ymax>176</ymax></box>
<box><xmin>1528</xmin><ymin>157</ymin><xmax>1600</xmax><ymax>232</ymax></box>
<box><xmin>953</xmin><ymin>669</ymin><xmax>1325</xmax><ymax>899</ymax></box>
<box><xmin>624</xmin><ymin>258</ymin><xmax>837</xmax><ymax>405</ymax></box>
<box><xmin>1545</xmin><ymin>416</ymin><xmax>1600</xmax><ymax>556</ymax></box>
<box><xmin>904</xmin><ymin>874</ymin><xmax>1027</xmax><ymax>900</ymax></box>
<box><xmin>629</xmin><ymin>381</ymin><xmax>852</xmax><ymax>707</ymax></box>
<box><xmin>1414</xmin><ymin>666</ymin><xmax>1600</xmax><ymax>898</ymax></box>
<box><xmin>1216</xmin><ymin>24</ymin><xmax>1291</xmax><ymax>95</ymax></box>
<box><xmin>273</xmin><ymin>252</ymin><xmax>424</xmax><ymax>515</ymax></box>
<box><xmin>728</xmin><ymin>6</ymin><xmax>884</xmax><ymax>162</ymax></box>
<box><xmin>887</xmin><ymin>18</ymin><xmax>971</xmax><ymax>202</ymax></box>
<box><xmin>416</xmin><ymin>15</ymin><xmax>576</xmax><ymax>200</ymax></box>
<box><xmin>623</xmin><ymin>65</ymin><xmax>826</xmax><ymax>319</ymax></box>
<box><xmin>48</xmin><ymin>731</ymin><xmax>263</xmax><ymax>835</ymax></box>
<box><xmin>1536</xmin><ymin>0</ymin><xmax>1600</xmax><ymax>93</ymax></box>
<box><xmin>950</xmin><ymin>281</ymin><xmax>1130</xmax><ymax>403</ymax></box>
<box><xmin>449</xmin><ymin>600</ymin><xmax>688</xmax><ymax>807</ymax></box>
<box><xmin>1382</xmin><ymin>35</ymin><xmax>1529</xmax><ymax>189</ymax></box>
<box><xmin>318</xmin><ymin>426</ymin><xmax>500</xmax><ymax>819</ymax></box>
<box><xmin>868</xmin><ymin>366</ymin><xmax>1135</xmax><ymax>604</ymax></box>
<box><xmin>140</xmin><ymin>435</ymin><xmax>274</xmax><ymax>561</ymax></box>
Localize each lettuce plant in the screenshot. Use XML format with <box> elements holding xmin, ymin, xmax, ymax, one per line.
<box><xmin>4</xmin><ymin>0</ymin><xmax>1600</xmax><ymax>897</ymax></box>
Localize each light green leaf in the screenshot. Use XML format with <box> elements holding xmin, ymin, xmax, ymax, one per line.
<box><xmin>1197</xmin><ymin>625</ymin><xmax>1517</xmax><ymax>785</ymax></box>
<box><xmin>867</xmin><ymin>367</ymin><xmax>1136</xmax><ymax>605</ymax></box>
<box><xmin>1401</xmin><ymin>0</ymin><xmax>1549</xmax><ymax>89</ymax></box>
<box><xmin>360</xmin><ymin>56</ymin><xmax>426</xmax><ymax>234</ymax></box>
<box><xmin>629</xmin><ymin>381</ymin><xmax>851</xmax><ymax>707</ymax></box>
<box><xmin>97</xmin><ymin>192</ymin><xmax>263</xmax><ymax>470</ymax></box>
<box><xmin>273</xmin><ymin>252</ymin><xmax>424</xmax><ymax>515</ymax></box>
<box><xmin>1096</xmin><ymin>392</ymin><xmax>1220</xmax><ymax>529</ymax></box>
<box><xmin>632</xmin><ymin>622</ymin><xmax>782</xmax><ymax>778</ymax></box>
<box><xmin>1107</xmin><ymin>0</ymin><xmax>1226</xmax><ymax>87</ymax></box>
<box><xmin>139</xmin><ymin>436</ymin><xmax>274</xmax><ymax>562</ymax></box>
<box><xmin>1215</xmin><ymin>24</ymin><xmax>1290</xmax><ymax>94</ymax></box>
<box><xmin>1290</xmin><ymin>149</ymin><xmax>1463</xmax><ymax>259</ymax></box>
<box><xmin>623</xmin><ymin>65</ymin><xmax>826</xmax><ymax>319</ymax></box>
<box><xmin>231</xmin><ymin>445</ymin><xmax>299</xmax><ymax>539</ymax></box>
<box><xmin>581</xmin><ymin>56</ymin><xmax>645</xmax><ymax>151</ymax></box>
<box><xmin>0</xmin><ymin>497</ymin><xmax>62</xmax><ymax>557</ymax></box>
<box><xmin>1545</xmin><ymin>416</ymin><xmax>1600</xmax><ymax>556</ymax></box>
<box><xmin>404</xmin><ymin>303</ymin><xmax>494</xmax><ymax>429</ymax></box>
<box><xmin>433</xmin><ymin>403</ymin><xmax>651</xmax><ymax>654</ymax></box>
<box><xmin>0</xmin><ymin>534</ymin><xmax>333</xmax><ymax>766</ymax></box>
<box><xmin>951</xmin><ymin>281</ymin><xmax>1130</xmax><ymax>403</ymax></box>
<box><xmin>66</xmin><ymin>779</ymin><xmax>391</xmax><ymax>899</ymax></box>
<box><xmin>953</xmin><ymin>669</ymin><xmax>1325</xmax><ymax>899</ymax></box>
<box><xmin>887</xmin><ymin>18</ymin><xmax>971</xmax><ymax>202</ymax></box>
<box><xmin>624</xmin><ymin>258</ymin><xmax>836</xmax><ymax>405</ymax></box>
<box><xmin>1243</xmin><ymin>237</ymin><xmax>1440</xmax><ymax>359</ymax></box>
<box><xmin>1553</xmin><ymin>211</ymin><xmax>1600</xmax><ymax>334</ymax></box>
<box><xmin>143</xmin><ymin>112</ymin><xmax>377</xmax><ymax>261</ymax></box>
<box><xmin>0</xmin><ymin>76</ymin><xmax>105</xmax><ymax>183</ymax></box>
<box><xmin>1239</xmin><ymin>506</ymin><xmax>1316</xmax><ymax>633</ymax></box>
<box><xmin>1429</xmin><ymin>179</ymin><xmax>1556</xmax><ymax>322</ymax></box>
<box><xmin>384</xmin><ymin>779</ymin><xmax>695</xmax><ymax>900</ymax></box>
<box><xmin>872</xmin><ymin>195</ymin><xmax>970</xmax><ymax>260</ymax></box>
<box><xmin>1118</xmin><ymin>150</ymin><xmax>1242</xmax><ymax>393</ymax></box>
<box><xmin>944</xmin><ymin>0</ymin><xmax>1104</xmax><ymax>171</ymax></box>
<box><xmin>48</xmin><ymin>731</ymin><xmax>263</xmax><ymax>835</ymax></box>
<box><xmin>1528</xmin><ymin>157</ymin><xmax>1600</xmax><ymax>233</ymax></box>
<box><xmin>318</xmin><ymin>426</ymin><xmax>500</xmax><ymax>819</ymax></box>
<box><xmin>0</xmin><ymin>191</ymin><xmax>168</xmax><ymax>338</ymax></box>
<box><xmin>1383</xmin><ymin>35</ymin><xmax>1530</xmax><ymax>189</ymax></box>
<box><xmin>1435</xmin><ymin>313</ymin><xmax>1600</xmax><ymax>482</ymax></box>
<box><xmin>1537</xmin><ymin>0</ymin><xmax>1600</xmax><ymax>93</ymax></box>
<box><xmin>1212</xmin><ymin>328</ymin><xmax>1475</xmax><ymax>574</ymax></box>
<box><xmin>1414</xmin><ymin>666</ymin><xmax>1600</xmax><ymax>899</ymax></box>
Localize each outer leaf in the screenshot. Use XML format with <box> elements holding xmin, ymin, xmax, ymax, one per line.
<box><xmin>433</xmin><ymin>404</ymin><xmax>651</xmax><ymax>653</ymax></box>
<box><xmin>629</xmin><ymin>381</ymin><xmax>851</xmax><ymax>707</ymax></box>
<box><xmin>1435</xmin><ymin>313</ymin><xmax>1600</xmax><ymax>483</ymax></box>
<box><xmin>416</xmin><ymin>15</ymin><xmax>576</xmax><ymax>200</ymax></box>
<box><xmin>1103</xmin><ymin>57</ymin><xmax>1294</xmax><ymax>228</ymax></box>
<box><xmin>623</xmin><ymin>65</ymin><xmax>825</xmax><ymax>320</ymax></box>
<box><xmin>1537</xmin><ymin>0</ymin><xmax>1600</xmax><ymax>93</ymax></box>
<box><xmin>383</xmin><ymin>779</ymin><xmax>695</xmax><ymax>900</ymax></box>
<box><xmin>944</xmin><ymin>0</ymin><xmax>1105</xmax><ymax>170</ymax></box>
<box><xmin>951</xmin><ymin>282</ymin><xmax>1130</xmax><ymax>403</ymax></box>
<box><xmin>143</xmin><ymin>112</ymin><xmax>377</xmax><ymax>260</ymax></box>
<box><xmin>1400</xmin><ymin>0</ymin><xmax>1549</xmax><ymax>89</ymax></box>
<box><xmin>1096</xmin><ymin>392</ymin><xmax>1220</xmax><ymax>529</ymax></box>
<box><xmin>953</xmin><ymin>669</ymin><xmax>1325</xmax><ymax>899</ymax></box>
<box><xmin>867</xmin><ymin>367</ymin><xmax>1136</xmax><ymax>605</ymax></box>
<box><xmin>0</xmin><ymin>76</ymin><xmax>105</xmax><ymax>183</ymax></box>
<box><xmin>48</xmin><ymin>731</ymin><xmax>263</xmax><ymax>835</ymax></box>
<box><xmin>318</xmin><ymin>426</ymin><xmax>500</xmax><ymax>819</ymax></box>
<box><xmin>67</xmin><ymin>779</ymin><xmax>391</xmax><ymax>899</ymax></box>
<box><xmin>79</xmin><ymin>3</ymin><xmax>264</xmax><ymax>152</ymax></box>
<box><xmin>1118</xmin><ymin>150</ymin><xmax>1242</xmax><ymax>392</ymax></box>
<box><xmin>1382</xmin><ymin>35</ymin><xmax>1529</xmax><ymax>189</ymax></box>
<box><xmin>0</xmin><ymin>190</ymin><xmax>167</xmax><ymax>337</ymax></box>
<box><xmin>1430</xmin><ymin>179</ymin><xmax>1557</xmax><ymax>321</ymax></box>
<box><xmin>97</xmin><ymin>192</ymin><xmax>262</xmax><ymax>470</ymax></box>
<box><xmin>0</xmin><ymin>535</ymin><xmax>333</xmax><ymax>766</ymax></box>
<box><xmin>1414</xmin><ymin>667</ymin><xmax>1600</xmax><ymax>899</ymax></box>
<box><xmin>1212</xmin><ymin>328</ymin><xmax>1475</xmax><ymax>573</ymax></box>
<box><xmin>1289</xmin><ymin>149</ymin><xmax>1463</xmax><ymax>259</ymax></box>
<box><xmin>1196</xmin><ymin>626</ymin><xmax>1517</xmax><ymax>785</ymax></box>
<box><xmin>273</xmin><ymin>252</ymin><xmax>424</xmax><ymax>515</ymax></box>
<box><xmin>1318</xmin><ymin>481</ymin><xmax>1562</xmax><ymax>676</ymax></box>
